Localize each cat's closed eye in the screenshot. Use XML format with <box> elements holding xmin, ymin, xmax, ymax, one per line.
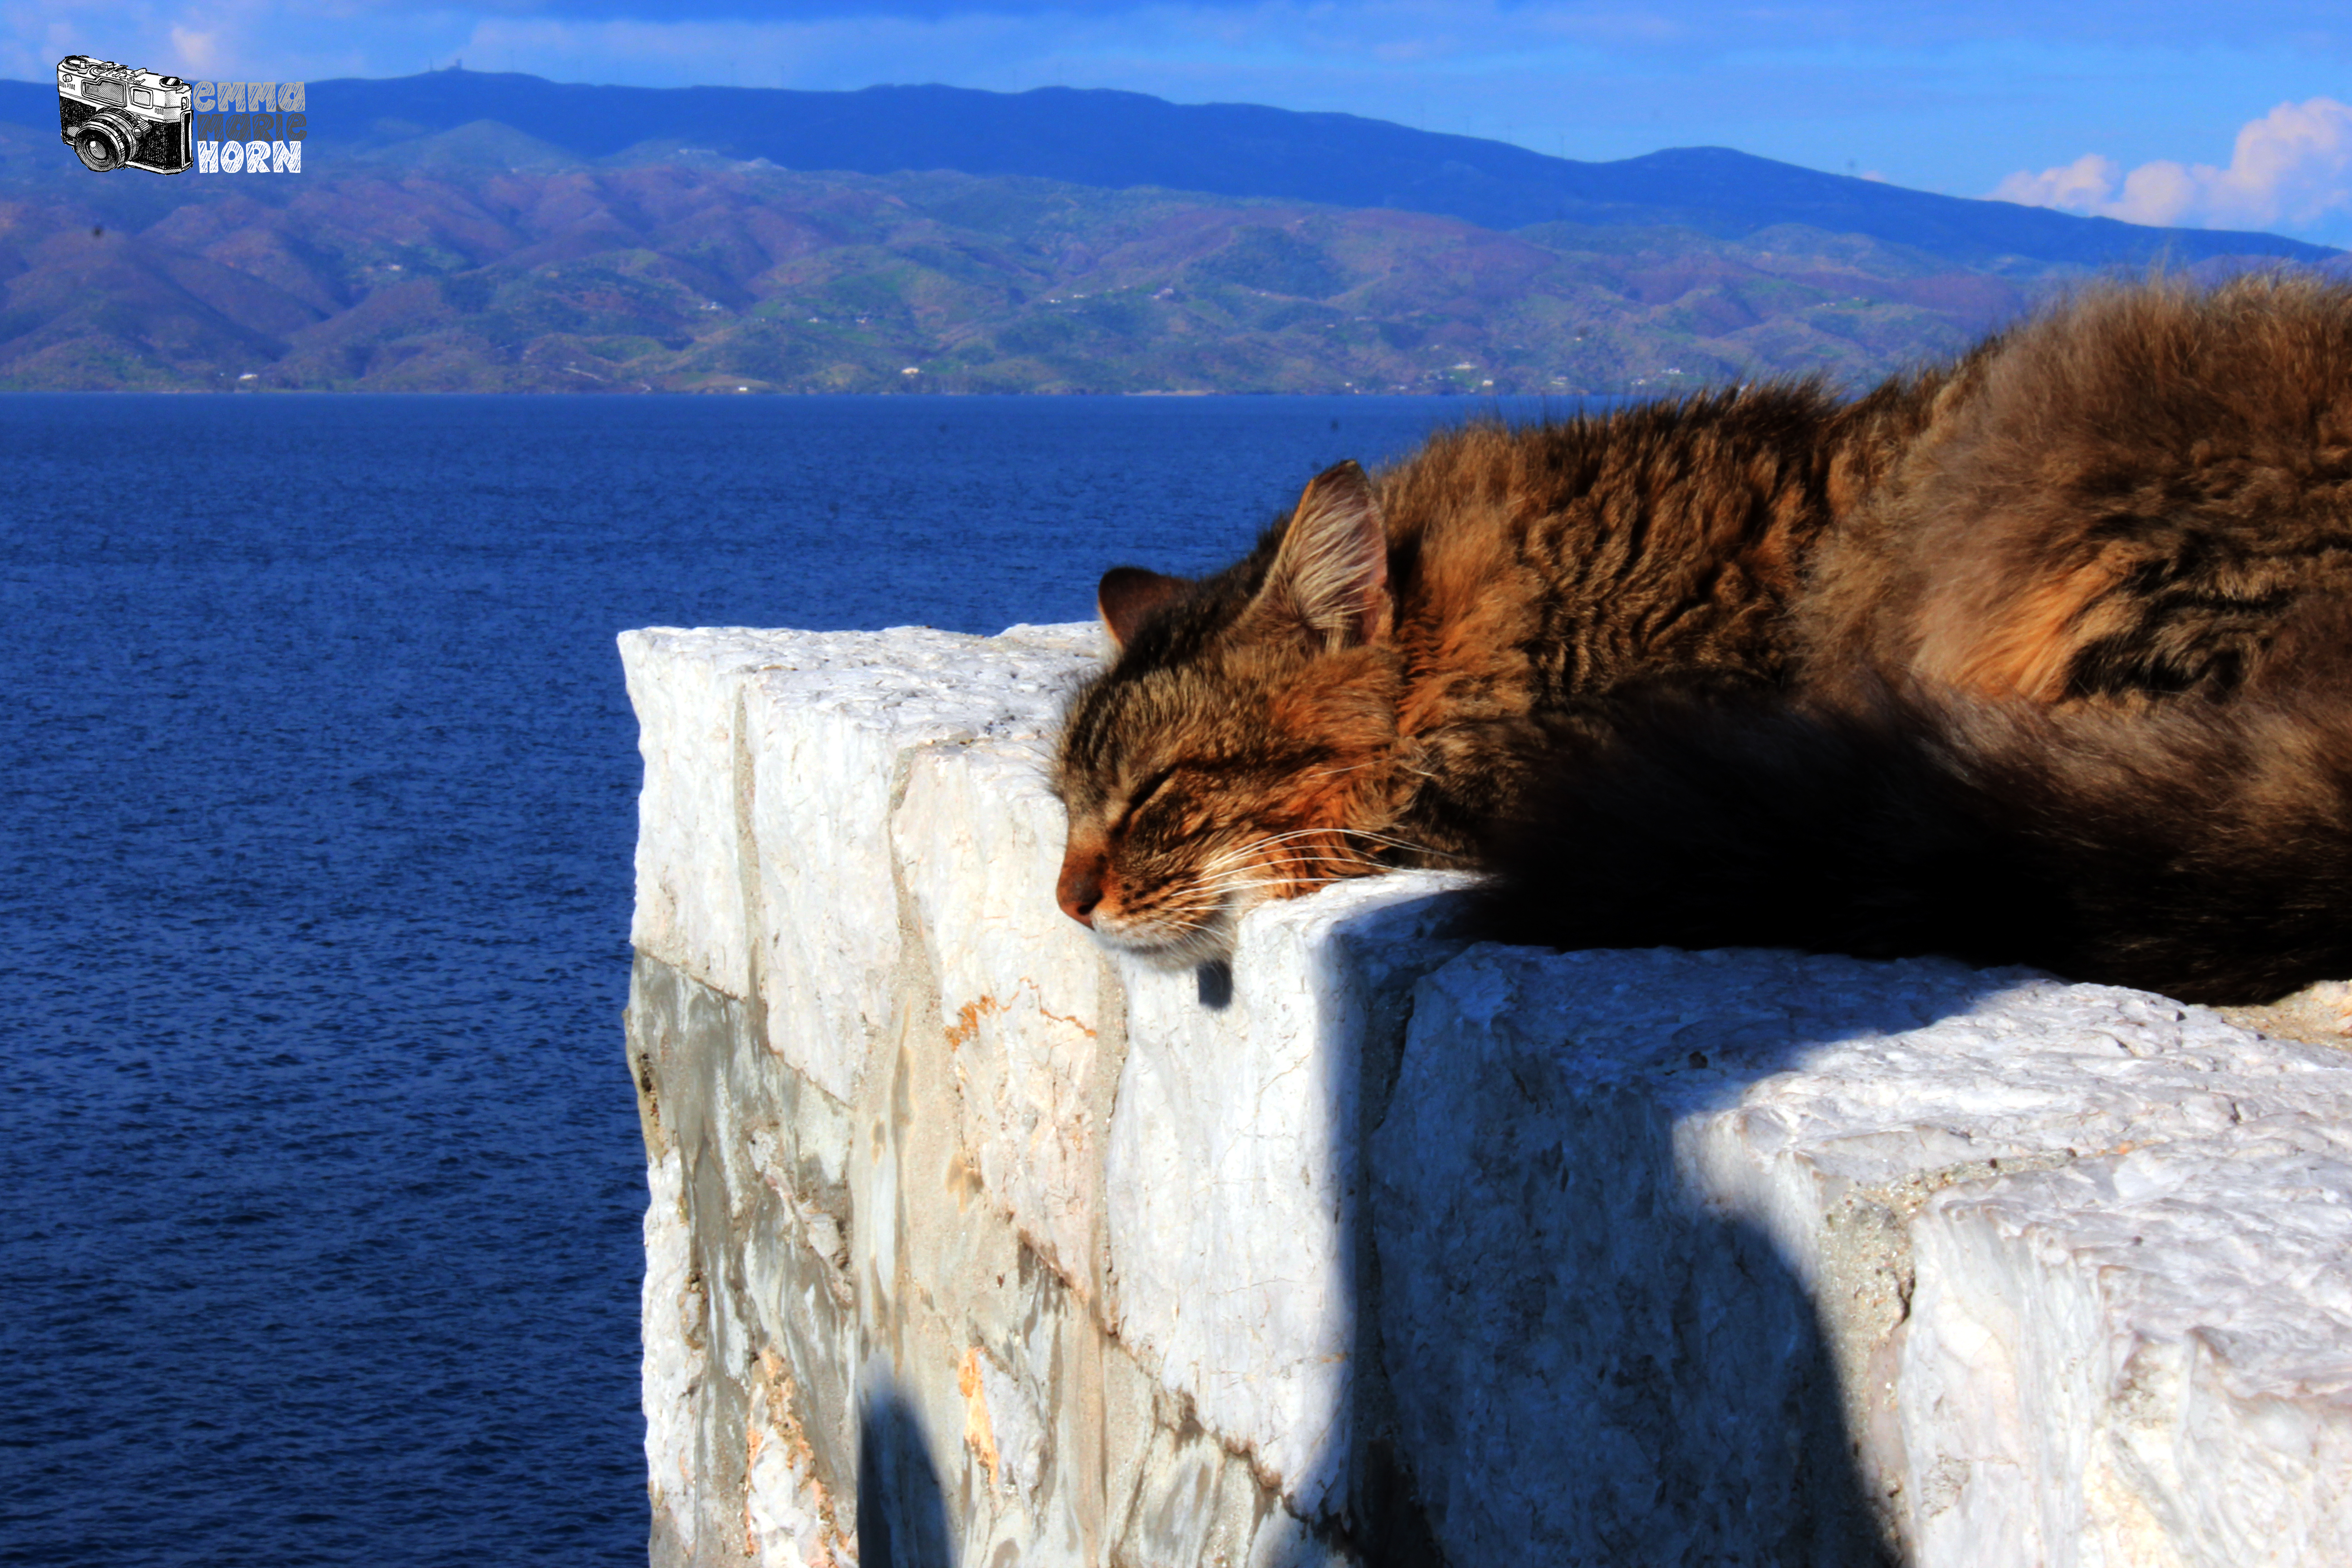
<box><xmin>1116</xmin><ymin>769</ymin><xmax>1175</xmax><ymax>829</ymax></box>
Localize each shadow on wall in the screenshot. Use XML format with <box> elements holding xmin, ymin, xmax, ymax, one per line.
<box><xmin>857</xmin><ymin>1370</ymin><xmax>953</xmax><ymax>1568</ymax></box>
<box><xmin>1346</xmin><ymin>949</ymin><xmax>2029</xmax><ymax>1565</ymax></box>
<box><xmin>1360</xmin><ymin>1200</ymin><xmax>1886</xmax><ymax>1564</ymax></box>
<box><xmin>849</xmin><ymin>938</ymin><xmax>2011</xmax><ymax>1564</ymax></box>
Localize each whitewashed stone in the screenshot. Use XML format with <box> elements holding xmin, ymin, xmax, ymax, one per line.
<box><xmin>1108</xmin><ymin>871</ymin><xmax>1471</xmax><ymax>1516</ymax></box>
<box><xmin>641</xmin><ymin>1145</ymin><xmax>702</xmax><ymax>1556</ymax></box>
<box><xmin>623</xmin><ymin>627</ymin><xmax>811</xmax><ymax>996</ymax></box>
<box><xmin>744</xmin><ymin>1432</ymin><xmax>841</xmax><ymax>1568</ymax></box>
<box><xmin>622</xmin><ymin>622</ymin><xmax>1097</xmax><ymax>1101</ymax></box>
<box><xmin>1247</xmin><ymin>1506</ymin><xmax>1350</xmax><ymax>1568</ymax></box>
<box><xmin>629</xmin><ymin>618</ymin><xmax>2352</xmax><ymax>1568</ymax></box>
<box><xmin>1375</xmin><ymin>943</ymin><xmax>2352</xmax><ymax>1565</ymax></box>
<box><xmin>745</xmin><ymin>1348</ymin><xmax>855</xmax><ymax>1567</ymax></box>
<box><xmin>742</xmin><ymin>632</ymin><xmax>1089</xmax><ymax>1102</ymax></box>
<box><xmin>629</xmin><ymin>619</ymin><xmax>1364</xmax><ymax>1568</ymax></box>
<box><xmin>1903</xmin><ymin>1134</ymin><xmax>2352</xmax><ymax>1565</ymax></box>
<box><xmin>893</xmin><ymin>736</ymin><xmax>1109</xmax><ymax>1289</ymax></box>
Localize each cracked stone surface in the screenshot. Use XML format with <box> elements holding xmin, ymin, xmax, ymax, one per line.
<box><xmin>623</xmin><ymin>622</ymin><xmax>2352</xmax><ymax>1568</ymax></box>
<box><xmin>1377</xmin><ymin>945</ymin><xmax>2352</xmax><ymax>1563</ymax></box>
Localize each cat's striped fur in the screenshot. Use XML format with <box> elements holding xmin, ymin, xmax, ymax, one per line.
<box><xmin>1050</xmin><ymin>274</ymin><xmax>2352</xmax><ymax>1002</ymax></box>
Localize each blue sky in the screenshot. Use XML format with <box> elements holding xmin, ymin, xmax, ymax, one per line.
<box><xmin>18</xmin><ymin>1</ymin><xmax>2352</xmax><ymax>244</ymax></box>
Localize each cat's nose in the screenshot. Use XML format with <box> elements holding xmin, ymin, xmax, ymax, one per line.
<box><xmin>1057</xmin><ymin>850</ymin><xmax>1105</xmax><ymax>926</ymax></box>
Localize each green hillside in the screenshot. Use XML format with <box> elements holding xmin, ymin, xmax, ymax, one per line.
<box><xmin>0</xmin><ymin>157</ymin><xmax>2157</xmax><ymax>394</ymax></box>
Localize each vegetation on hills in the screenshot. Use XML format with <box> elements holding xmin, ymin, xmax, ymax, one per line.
<box><xmin>0</xmin><ymin>157</ymin><xmax>2088</xmax><ymax>394</ymax></box>
<box><xmin>0</xmin><ymin>68</ymin><xmax>2337</xmax><ymax>396</ymax></box>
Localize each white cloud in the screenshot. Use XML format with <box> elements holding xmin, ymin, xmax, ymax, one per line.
<box><xmin>1991</xmin><ymin>151</ymin><xmax>2118</xmax><ymax>210</ymax></box>
<box><xmin>168</xmin><ymin>26</ymin><xmax>225</xmax><ymax>74</ymax></box>
<box><xmin>1992</xmin><ymin>97</ymin><xmax>2352</xmax><ymax>233</ymax></box>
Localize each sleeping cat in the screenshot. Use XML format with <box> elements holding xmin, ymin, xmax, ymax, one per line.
<box><xmin>1049</xmin><ymin>274</ymin><xmax>2352</xmax><ymax>1004</ymax></box>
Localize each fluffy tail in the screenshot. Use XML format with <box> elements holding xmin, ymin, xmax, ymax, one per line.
<box><xmin>1474</xmin><ymin>681</ymin><xmax>2352</xmax><ymax>1004</ymax></box>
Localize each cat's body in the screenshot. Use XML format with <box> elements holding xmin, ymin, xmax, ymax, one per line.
<box><xmin>1051</xmin><ymin>275</ymin><xmax>2352</xmax><ymax>1003</ymax></box>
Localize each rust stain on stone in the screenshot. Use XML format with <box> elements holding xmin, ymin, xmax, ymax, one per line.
<box><xmin>945</xmin><ymin>994</ymin><xmax>1007</xmax><ymax>1050</ymax></box>
<box><xmin>1012</xmin><ymin>974</ymin><xmax>1097</xmax><ymax>1039</ymax></box>
<box><xmin>739</xmin><ymin>1346</ymin><xmax>852</xmax><ymax>1563</ymax></box>
<box><xmin>959</xmin><ymin>1346</ymin><xmax>1002</xmax><ymax>1489</ymax></box>
<box><xmin>946</xmin><ymin>980</ymin><xmax>1096</xmax><ymax>1049</ymax></box>
<box><xmin>946</xmin><ymin>1151</ymin><xmax>985</xmax><ymax>1211</ymax></box>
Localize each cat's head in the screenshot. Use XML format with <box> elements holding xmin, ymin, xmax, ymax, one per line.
<box><xmin>1051</xmin><ymin>461</ymin><xmax>1408</xmax><ymax>966</ymax></box>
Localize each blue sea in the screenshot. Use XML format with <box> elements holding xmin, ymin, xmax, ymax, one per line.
<box><xmin>0</xmin><ymin>392</ymin><xmax>1558</xmax><ymax>1567</ymax></box>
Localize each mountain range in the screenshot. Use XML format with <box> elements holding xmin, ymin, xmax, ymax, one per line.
<box><xmin>7</xmin><ymin>69</ymin><xmax>2334</xmax><ymax>272</ymax></box>
<box><xmin>0</xmin><ymin>70</ymin><xmax>2337</xmax><ymax>394</ymax></box>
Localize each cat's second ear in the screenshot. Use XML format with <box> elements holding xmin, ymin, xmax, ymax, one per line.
<box><xmin>1098</xmin><ymin>566</ymin><xmax>1189</xmax><ymax>650</ymax></box>
<box><xmin>1255</xmin><ymin>460</ymin><xmax>1389</xmax><ymax>649</ymax></box>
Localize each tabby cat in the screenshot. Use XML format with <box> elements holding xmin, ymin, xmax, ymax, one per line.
<box><xmin>1050</xmin><ymin>275</ymin><xmax>2352</xmax><ymax>1004</ymax></box>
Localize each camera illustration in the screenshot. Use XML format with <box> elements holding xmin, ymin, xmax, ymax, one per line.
<box><xmin>57</xmin><ymin>56</ymin><xmax>192</xmax><ymax>175</ymax></box>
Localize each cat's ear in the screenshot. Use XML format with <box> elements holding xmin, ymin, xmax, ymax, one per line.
<box><xmin>1097</xmin><ymin>566</ymin><xmax>1188</xmax><ymax>650</ymax></box>
<box><xmin>1254</xmin><ymin>460</ymin><xmax>1389</xmax><ymax>649</ymax></box>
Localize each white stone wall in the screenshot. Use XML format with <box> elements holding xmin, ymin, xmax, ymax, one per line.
<box><xmin>622</xmin><ymin>622</ymin><xmax>2352</xmax><ymax>1567</ymax></box>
